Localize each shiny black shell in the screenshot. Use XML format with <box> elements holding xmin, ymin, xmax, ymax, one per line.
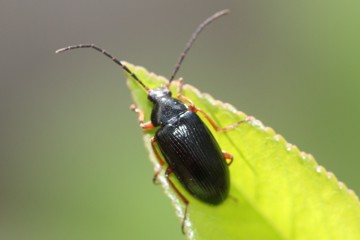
<box><xmin>156</xmin><ymin>110</ymin><xmax>230</xmax><ymax>205</ymax></box>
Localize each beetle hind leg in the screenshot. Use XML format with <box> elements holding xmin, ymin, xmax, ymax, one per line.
<box><xmin>151</xmin><ymin>137</ymin><xmax>166</xmax><ymax>184</ymax></box>
<box><xmin>165</xmin><ymin>167</ymin><xmax>189</xmax><ymax>234</ymax></box>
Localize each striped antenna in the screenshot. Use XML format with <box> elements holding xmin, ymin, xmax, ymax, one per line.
<box><xmin>168</xmin><ymin>9</ymin><xmax>229</xmax><ymax>83</ymax></box>
<box><xmin>55</xmin><ymin>44</ymin><xmax>149</xmax><ymax>91</ymax></box>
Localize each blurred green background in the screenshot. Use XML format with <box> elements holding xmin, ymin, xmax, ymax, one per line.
<box><xmin>1</xmin><ymin>1</ymin><xmax>359</xmax><ymax>239</ymax></box>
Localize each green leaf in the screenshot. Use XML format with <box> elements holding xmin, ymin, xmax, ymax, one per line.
<box><xmin>125</xmin><ymin>62</ymin><xmax>360</xmax><ymax>240</ymax></box>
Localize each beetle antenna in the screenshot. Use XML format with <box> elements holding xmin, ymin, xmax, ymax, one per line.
<box><xmin>168</xmin><ymin>9</ymin><xmax>229</xmax><ymax>83</ymax></box>
<box><xmin>55</xmin><ymin>44</ymin><xmax>150</xmax><ymax>91</ymax></box>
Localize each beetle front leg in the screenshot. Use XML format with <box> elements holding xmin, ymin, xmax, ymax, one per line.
<box><xmin>167</xmin><ymin>77</ymin><xmax>185</xmax><ymax>95</ymax></box>
<box><xmin>177</xmin><ymin>77</ymin><xmax>185</xmax><ymax>95</ymax></box>
<box><xmin>130</xmin><ymin>104</ymin><xmax>154</xmax><ymax>130</ymax></box>
<box><xmin>165</xmin><ymin>167</ymin><xmax>189</xmax><ymax>234</ymax></box>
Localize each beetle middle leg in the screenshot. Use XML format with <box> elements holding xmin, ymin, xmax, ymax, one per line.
<box><xmin>165</xmin><ymin>167</ymin><xmax>189</xmax><ymax>234</ymax></box>
<box><xmin>177</xmin><ymin>95</ymin><xmax>247</xmax><ymax>132</ymax></box>
<box><xmin>175</xmin><ymin>79</ymin><xmax>246</xmax><ymax>132</ymax></box>
<box><xmin>130</xmin><ymin>104</ymin><xmax>166</xmax><ymax>183</ymax></box>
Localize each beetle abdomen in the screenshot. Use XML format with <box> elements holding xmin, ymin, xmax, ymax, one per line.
<box><xmin>156</xmin><ymin>111</ymin><xmax>230</xmax><ymax>205</ymax></box>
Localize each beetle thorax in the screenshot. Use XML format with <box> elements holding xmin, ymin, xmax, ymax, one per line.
<box><xmin>148</xmin><ymin>87</ymin><xmax>187</xmax><ymax>126</ymax></box>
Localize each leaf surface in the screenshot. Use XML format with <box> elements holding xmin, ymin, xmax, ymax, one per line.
<box><xmin>125</xmin><ymin>62</ymin><xmax>360</xmax><ymax>240</ymax></box>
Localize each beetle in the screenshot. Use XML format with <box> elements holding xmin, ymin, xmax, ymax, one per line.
<box><xmin>56</xmin><ymin>9</ymin><xmax>246</xmax><ymax>233</ymax></box>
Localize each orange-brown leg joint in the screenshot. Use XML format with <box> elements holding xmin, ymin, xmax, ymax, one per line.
<box><xmin>165</xmin><ymin>167</ymin><xmax>189</xmax><ymax>234</ymax></box>
<box><xmin>140</xmin><ymin>121</ymin><xmax>155</xmax><ymax>130</ymax></box>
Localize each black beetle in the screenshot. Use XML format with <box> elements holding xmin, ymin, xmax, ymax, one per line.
<box><xmin>56</xmin><ymin>9</ymin><xmax>245</xmax><ymax>233</ymax></box>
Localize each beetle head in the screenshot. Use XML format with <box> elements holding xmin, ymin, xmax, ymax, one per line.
<box><xmin>148</xmin><ymin>87</ymin><xmax>171</xmax><ymax>103</ymax></box>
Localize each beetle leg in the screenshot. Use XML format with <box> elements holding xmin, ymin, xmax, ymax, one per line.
<box><xmin>151</xmin><ymin>137</ymin><xmax>166</xmax><ymax>184</ymax></box>
<box><xmin>222</xmin><ymin>151</ymin><xmax>233</xmax><ymax>166</ymax></box>
<box><xmin>168</xmin><ymin>77</ymin><xmax>184</xmax><ymax>95</ymax></box>
<box><xmin>130</xmin><ymin>104</ymin><xmax>155</xmax><ymax>130</ymax></box>
<box><xmin>177</xmin><ymin>95</ymin><xmax>246</xmax><ymax>132</ymax></box>
<box><xmin>195</xmin><ymin>107</ymin><xmax>246</xmax><ymax>132</ymax></box>
<box><xmin>165</xmin><ymin>167</ymin><xmax>189</xmax><ymax>234</ymax></box>
<box><xmin>177</xmin><ymin>94</ymin><xmax>196</xmax><ymax>111</ymax></box>
<box><xmin>178</xmin><ymin>77</ymin><xmax>184</xmax><ymax>95</ymax></box>
<box><xmin>130</xmin><ymin>105</ymin><xmax>162</xmax><ymax>182</ymax></box>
